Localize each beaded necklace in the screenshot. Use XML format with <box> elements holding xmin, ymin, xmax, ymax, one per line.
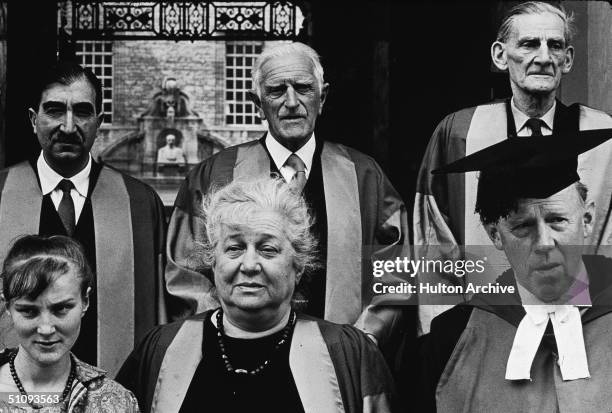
<box><xmin>216</xmin><ymin>309</ymin><xmax>296</xmax><ymax>376</ymax></box>
<box><xmin>9</xmin><ymin>349</ymin><xmax>76</xmax><ymax>410</ymax></box>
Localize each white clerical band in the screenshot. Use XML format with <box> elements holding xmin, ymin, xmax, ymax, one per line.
<box><xmin>505</xmin><ymin>305</ymin><xmax>590</xmax><ymax>381</ymax></box>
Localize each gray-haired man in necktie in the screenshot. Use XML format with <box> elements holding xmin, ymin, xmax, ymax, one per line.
<box><xmin>414</xmin><ymin>1</ymin><xmax>612</xmax><ymax>335</ymax></box>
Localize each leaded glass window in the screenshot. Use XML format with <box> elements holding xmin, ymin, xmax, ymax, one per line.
<box><xmin>225</xmin><ymin>41</ymin><xmax>262</xmax><ymax>126</ymax></box>
<box><xmin>75</xmin><ymin>40</ymin><xmax>113</xmax><ymax>124</ymax></box>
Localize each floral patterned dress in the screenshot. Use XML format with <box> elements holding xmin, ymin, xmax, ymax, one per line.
<box><xmin>0</xmin><ymin>349</ymin><xmax>140</xmax><ymax>412</ymax></box>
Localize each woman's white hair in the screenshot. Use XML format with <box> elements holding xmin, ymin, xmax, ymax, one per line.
<box><xmin>198</xmin><ymin>176</ymin><xmax>319</xmax><ymax>276</ymax></box>
<box><xmin>251</xmin><ymin>42</ymin><xmax>325</xmax><ymax>99</ymax></box>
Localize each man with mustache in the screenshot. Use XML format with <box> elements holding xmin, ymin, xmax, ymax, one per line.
<box><xmin>414</xmin><ymin>1</ymin><xmax>612</xmax><ymax>334</ymax></box>
<box><xmin>166</xmin><ymin>42</ymin><xmax>409</xmax><ymax>347</ymax></box>
<box><xmin>0</xmin><ymin>62</ymin><xmax>167</xmax><ymax>376</ymax></box>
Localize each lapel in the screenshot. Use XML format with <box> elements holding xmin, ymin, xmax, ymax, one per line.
<box><xmin>320</xmin><ymin>142</ymin><xmax>363</xmax><ymax>323</ymax></box>
<box><xmin>468</xmin><ymin>269</ymin><xmax>525</xmax><ymax>327</ymax></box>
<box><xmin>0</xmin><ymin>162</ymin><xmax>42</xmax><ymax>264</ymax></box>
<box><xmin>553</xmin><ymin>100</ymin><xmax>581</xmax><ymax>134</ymax></box>
<box><xmin>90</xmin><ymin>163</ymin><xmax>136</xmax><ymax>375</ymax></box>
<box><xmin>234</xmin><ymin>137</ymin><xmax>272</xmax><ymax>180</ymax></box>
<box><xmin>582</xmin><ymin>255</ymin><xmax>612</xmax><ymax>323</ymax></box>
<box><xmin>504</xmin><ymin>98</ymin><xmax>518</xmax><ymax>138</ymax></box>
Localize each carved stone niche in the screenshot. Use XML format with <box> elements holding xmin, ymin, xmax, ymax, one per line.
<box><xmin>100</xmin><ymin>76</ymin><xmax>226</xmax><ymax>205</ymax></box>
<box><xmin>102</xmin><ymin>76</ymin><xmax>225</xmax><ymax>177</ymax></box>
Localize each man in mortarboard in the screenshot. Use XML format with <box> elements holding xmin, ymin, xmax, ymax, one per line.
<box><xmin>418</xmin><ymin>129</ymin><xmax>612</xmax><ymax>412</ymax></box>
<box><xmin>413</xmin><ymin>1</ymin><xmax>612</xmax><ymax>334</ymax></box>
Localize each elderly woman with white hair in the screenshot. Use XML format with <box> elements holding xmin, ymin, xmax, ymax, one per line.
<box><xmin>117</xmin><ymin>177</ymin><xmax>396</xmax><ymax>412</ymax></box>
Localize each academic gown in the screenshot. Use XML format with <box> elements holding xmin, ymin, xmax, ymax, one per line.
<box><xmin>116</xmin><ymin>311</ymin><xmax>397</xmax><ymax>413</ymax></box>
<box><xmin>165</xmin><ymin>137</ymin><xmax>410</xmax><ymax>345</ymax></box>
<box><xmin>413</xmin><ymin>100</ymin><xmax>612</xmax><ymax>333</ymax></box>
<box><xmin>417</xmin><ymin>255</ymin><xmax>612</xmax><ymax>413</ymax></box>
<box><xmin>0</xmin><ymin>160</ymin><xmax>167</xmax><ymax>375</ymax></box>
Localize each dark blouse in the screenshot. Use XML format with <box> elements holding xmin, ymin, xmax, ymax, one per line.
<box><xmin>179</xmin><ymin>313</ymin><xmax>305</xmax><ymax>413</ymax></box>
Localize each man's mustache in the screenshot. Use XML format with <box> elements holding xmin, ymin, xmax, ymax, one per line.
<box><xmin>52</xmin><ymin>131</ymin><xmax>83</xmax><ymax>145</ymax></box>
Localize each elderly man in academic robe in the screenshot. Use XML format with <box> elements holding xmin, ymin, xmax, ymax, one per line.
<box><xmin>413</xmin><ymin>1</ymin><xmax>612</xmax><ymax>334</ymax></box>
<box><xmin>418</xmin><ymin>129</ymin><xmax>612</xmax><ymax>412</ymax></box>
<box><xmin>165</xmin><ymin>42</ymin><xmax>409</xmax><ymax>346</ymax></box>
<box><xmin>0</xmin><ymin>62</ymin><xmax>167</xmax><ymax>375</ymax></box>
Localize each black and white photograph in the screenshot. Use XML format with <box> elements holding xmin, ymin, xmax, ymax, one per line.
<box><xmin>0</xmin><ymin>1</ymin><xmax>611</xmax><ymax>412</ymax></box>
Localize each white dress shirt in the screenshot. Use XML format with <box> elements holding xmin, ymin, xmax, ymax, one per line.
<box><xmin>511</xmin><ymin>97</ymin><xmax>555</xmax><ymax>136</ymax></box>
<box><xmin>37</xmin><ymin>152</ymin><xmax>91</xmax><ymax>224</ymax></box>
<box><xmin>265</xmin><ymin>133</ymin><xmax>316</xmax><ymax>183</ymax></box>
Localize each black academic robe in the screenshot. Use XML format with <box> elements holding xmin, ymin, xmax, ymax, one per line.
<box><xmin>0</xmin><ymin>159</ymin><xmax>167</xmax><ymax>375</ymax></box>
<box><xmin>414</xmin><ymin>100</ymin><xmax>612</xmax><ymax>334</ymax></box>
<box><xmin>116</xmin><ymin>311</ymin><xmax>397</xmax><ymax>413</ymax></box>
<box><xmin>417</xmin><ymin>255</ymin><xmax>612</xmax><ymax>412</ymax></box>
<box><xmin>165</xmin><ymin>136</ymin><xmax>410</xmax><ymax>347</ymax></box>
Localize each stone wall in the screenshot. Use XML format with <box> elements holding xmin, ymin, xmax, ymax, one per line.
<box><xmin>561</xmin><ymin>1</ymin><xmax>612</xmax><ymax>113</ymax></box>
<box><xmin>113</xmin><ymin>40</ymin><xmax>225</xmax><ymax>128</ymax></box>
<box><xmin>108</xmin><ymin>40</ymin><xmax>273</xmax><ymax>154</ymax></box>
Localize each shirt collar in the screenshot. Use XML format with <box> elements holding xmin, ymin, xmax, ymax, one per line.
<box><xmin>74</xmin><ymin>354</ymin><xmax>107</xmax><ymax>384</ymax></box>
<box><xmin>511</xmin><ymin>97</ymin><xmax>556</xmax><ymax>134</ymax></box>
<box><xmin>265</xmin><ymin>133</ymin><xmax>315</xmax><ymax>172</ymax></box>
<box><xmin>37</xmin><ymin>152</ymin><xmax>91</xmax><ymax>197</ymax></box>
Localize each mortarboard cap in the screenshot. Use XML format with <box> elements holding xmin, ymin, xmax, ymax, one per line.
<box><xmin>433</xmin><ymin>128</ymin><xmax>612</xmax><ymax>199</ymax></box>
<box><xmin>432</xmin><ymin>128</ymin><xmax>612</xmax><ymax>224</ymax></box>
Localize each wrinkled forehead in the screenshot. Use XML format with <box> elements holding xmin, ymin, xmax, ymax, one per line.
<box><xmin>507</xmin><ymin>185</ymin><xmax>584</xmax><ymax>218</ymax></box>
<box><xmin>259</xmin><ymin>53</ymin><xmax>318</xmax><ymax>86</ymax></box>
<box><xmin>216</xmin><ymin>208</ymin><xmax>289</xmax><ymax>240</ymax></box>
<box><xmin>508</xmin><ymin>11</ymin><xmax>566</xmax><ymax>41</ymax></box>
<box><xmin>39</xmin><ymin>78</ymin><xmax>97</xmax><ymax>106</ymax></box>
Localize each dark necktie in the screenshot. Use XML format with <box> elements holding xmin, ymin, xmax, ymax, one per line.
<box><xmin>285</xmin><ymin>154</ymin><xmax>307</xmax><ymax>193</ymax></box>
<box><xmin>525</xmin><ymin>118</ymin><xmax>545</xmax><ymax>137</ymax></box>
<box><xmin>57</xmin><ymin>179</ymin><xmax>76</xmax><ymax>236</ymax></box>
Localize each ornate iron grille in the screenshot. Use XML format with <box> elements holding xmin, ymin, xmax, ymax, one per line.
<box><xmin>60</xmin><ymin>1</ymin><xmax>306</xmax><ymax>41</ymax></box>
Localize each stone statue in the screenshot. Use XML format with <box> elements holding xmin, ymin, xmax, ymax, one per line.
<box><xmin>144</xmin><ymin>76</ymin><xmax>196</xmax><ymax>119</ymax></box>
<box><xmin>157</xmin><ymin>134</ymin><xmax>186</xmax><ymax>165</ymax></box>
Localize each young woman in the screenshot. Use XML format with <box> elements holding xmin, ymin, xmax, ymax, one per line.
<box><xmin>0</xmin><ymin>235</ymin><xmax>139</xmax><ymax>412</ymax></box>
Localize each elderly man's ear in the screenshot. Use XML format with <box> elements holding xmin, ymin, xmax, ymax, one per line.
<box><xmin>248</xmin><ymin>90</ymin><xmax>265</xmax><ymax>120</ymax></box>
<box><xmin>583</xmin><ymin>200</ymin><xmax>595</xmax><ymax>239</ymax></box>
<box><xmin>485</xmin><ymin>223</ymin><xmax>504</xmax><ymax>251</ymax></box>
<box><xmin>319</xmin><ymin>83</ymin><xmax>330</xmax><ymax>114</ymax></box>
<box><xmin>560</xmin><ymin>46</ymin><xmax>575</xmax><ymax>74</ymax></box>
<box><xmin>491</xmin><ymin>41</ymin><xmax>508</xmax><ymax>71</ymax></box>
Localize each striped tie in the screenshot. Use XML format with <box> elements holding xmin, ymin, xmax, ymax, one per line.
<box><xmin>285</xmin><ymin>153</ymin><xmax>307</xmax><ymax>193</ymax></box>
